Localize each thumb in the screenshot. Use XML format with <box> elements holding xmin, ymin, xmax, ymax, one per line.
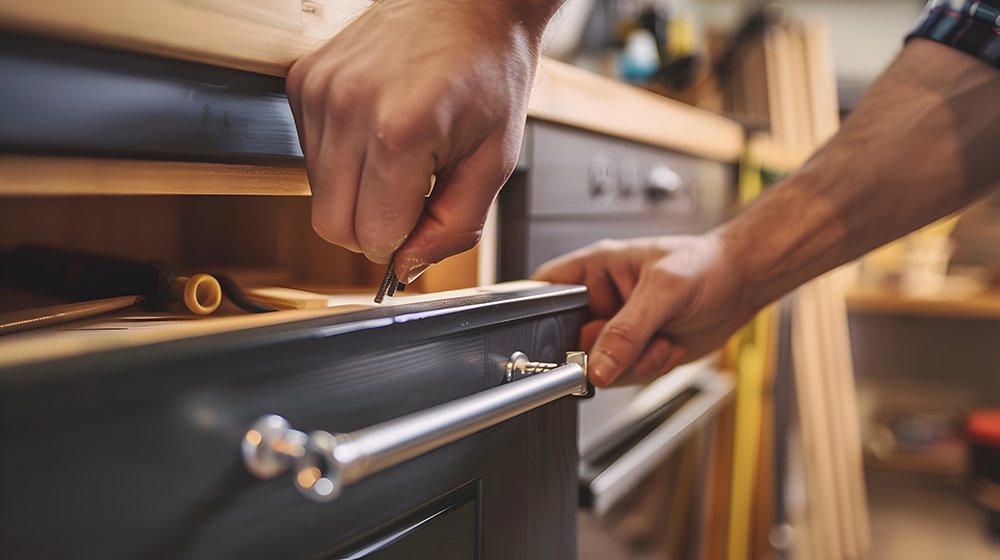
<box><xmin>394</xmin><ymin>144</ymin><xmax>509</xmax><ymax>283</ymax></box>
<box><xmin>587</xmin><ymin>283</ymin><xmax>668</xmax><ymax>387</ymax></box>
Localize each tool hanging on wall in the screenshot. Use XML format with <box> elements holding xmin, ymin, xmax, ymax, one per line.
<box><xmin>0</xmin><ymin>245</ymin><xmax>275</xmax><ymax>317</ymax></box>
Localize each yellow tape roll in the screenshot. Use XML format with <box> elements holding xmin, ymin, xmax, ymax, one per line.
<box><xmin>181</xmin><ymin>273</ymin><xmax>222</xmax><ymax>315</ymax></box>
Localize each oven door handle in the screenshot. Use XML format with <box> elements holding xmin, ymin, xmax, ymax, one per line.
<box><xmin>580</xmin><ymin>372</ymin><xmax>734</xmax><ymax>515</ymax></box>
<box><xmin>242</xmin><ymin>352</ymin><xmax>590</xmax><ymax>502</ymax></box>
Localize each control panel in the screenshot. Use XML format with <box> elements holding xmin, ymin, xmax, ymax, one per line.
<box><xmin>526</xmin><ymin>122</ymin><xmax>733</xmax><ymax>219</ymax></box>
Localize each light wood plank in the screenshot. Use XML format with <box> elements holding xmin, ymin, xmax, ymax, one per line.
<box><xmin>0</xmin><ymin>0</ymin><xmax>365</xmax><ymax>76</ymax></box>
<box><xmin>0</xmin><ymin>156</ymin><xmax>310</xmax><ymax>196</ymax></box>
<box><xmin>530</xmin><ymin>59</ymin><xmax>744</xmax><ymax>163</ymax></box>
<box><xmin>0</xmin><ymin>280</ymin><xmax>552</xmax><ymax>368</ymax></box>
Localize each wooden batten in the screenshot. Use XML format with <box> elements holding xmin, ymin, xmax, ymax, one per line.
<box><xmin>0</xmin><ymin>157</ymin><xmax>310</xmax><ymax>197</ymax></box>
<box><xmin>531</xmin><ymin>59</ymin><xmax>744</xmax><ymax>163</ymax></box>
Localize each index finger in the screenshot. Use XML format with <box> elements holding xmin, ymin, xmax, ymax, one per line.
<box><xmin>394</xmin><ymin>141</ymin><xmax>509</xmax><ymax>282</ymax></box>
<box><xmin>354</xmin><ymin>136</ymin><xmax>437</xmax><ymax>264</ymax></box>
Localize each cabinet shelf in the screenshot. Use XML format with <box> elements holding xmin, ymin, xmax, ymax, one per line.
<box><xmin>847</xmin><ymin>288</ymin><xmax>1000</xmax><ymax>321</ymax></box>
<box><xmin>865</xmin><ymin>448</ymin><xmax>967</xmax><ymax>477</ymax></box>
<box><xmin>0</xmin><ymin>156</ymin><xmax>309</xmax><ymax>197</ymax></box>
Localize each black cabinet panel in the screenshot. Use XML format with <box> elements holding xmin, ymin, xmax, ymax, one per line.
<box><xmin>340</xmin><ymin>484</ymin><xmax>480</xmax><ymax>560</ymax></box>
<box><xmin>0</xmin><ymin>284</ymin><xmax>586</xmax><ymax>559</ymax></box>
<box><xmin>0</xmin><ymin>32</ymin><xmax>300</xmax><ymax>160</ymax></box>
<box><xmin>367</xmin><ymin>501</ymin><xmax>477</xmax><ymax>560</ymax></box>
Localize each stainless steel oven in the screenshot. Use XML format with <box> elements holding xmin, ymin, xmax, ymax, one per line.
<box><xmin>499</xmin><ymin>121</ymin><xmax>738</xmax><ymax>558</ymax></box>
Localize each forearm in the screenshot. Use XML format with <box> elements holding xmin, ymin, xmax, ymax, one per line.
<box><xmin>722</xmin><ymin>39</ymin><xmax>1000</xmax><ymax>311</ymax></box>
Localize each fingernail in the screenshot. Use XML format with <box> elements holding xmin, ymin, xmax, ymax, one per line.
<box><xmin>588</xmin><ymin>354</ymin><xmax>618</xmax><ymax>387</ymax></box>
<box><xmin>404</xmin><ymin>264</ymin><xmax>430</xmax><ymax>284</ymax></box>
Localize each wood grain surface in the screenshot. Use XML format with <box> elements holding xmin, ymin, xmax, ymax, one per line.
<box><xmin>0</xmin><ymin>157</ymin><xmax>309</xmax><ymax>196</ymax></box>
<box><xmin>0</xmin><ymin>281</ymin><xmax>569</xmax><ymax>368</ymax></box>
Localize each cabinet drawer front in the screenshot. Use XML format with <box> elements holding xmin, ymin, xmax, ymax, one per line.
<box><xmin>0</xmin><ymin>286</ymin><xmax>586</xmax><ymax>559</ymax></box>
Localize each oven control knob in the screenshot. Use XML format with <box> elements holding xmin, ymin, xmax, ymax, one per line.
<box><xmin>618</xmin><ymin>161</ymin><xmax>640</xmax><ymax>197</ymax></box>
<box><xmin>589</xmin><ymin>155</ymin><xmax>614</xmax><ymax>198</ymax></box>
<box><xmin>646</xmin><ymin>166</ymin><xmax>683</xmax><ymax>200</ymax></box>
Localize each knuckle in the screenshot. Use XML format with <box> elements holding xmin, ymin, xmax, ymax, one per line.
<box><xmin>593</xmin><ymin>238</ymin><xmax>620</xmax><ymax>253</ymax></box>
<box><xmin>300</xmin><ymin>74</ymin><xmax>330</xmax><ymax>113</ymax></box>
<box><xmin>450</xmin><ymin>229</ymin><xmax>483</xmax><ymax>255</ymax></box>
<box><xmin>329</xmin><ymin>78</ymin><xmax>362</xmax><ymax>111</ymax></box>
<box><xmin>645</xmin><ymin>262</ymin><xmax>678</xmax><ymax>287</ymax></box>
<box><xmin>607</xmin><ymin>259</ymin><xmax>634</xmax><ymax>282</ymax></box>
<box><xmin>373</xmin><ymin>113</ymin><xmax>423</xmax><ymax>154</ymax></box>
<box><xmin>604</xmin><ymin>321</ymin><xmax>641</xmax><ymax>350</ymax></box>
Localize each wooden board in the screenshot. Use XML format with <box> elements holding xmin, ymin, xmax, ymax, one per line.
<box><xmin>0</xmin><ymin>280</ymin><xmax>556</xmax><ymax>368</ymax></box>
<box><xmin>0</xmin><ymin>156</ymin><xmax>310</xmax><ymax>197</ymax></box>
<box><xmin>763</xmin><ymin>19</ymin><xmax>871</xmax><ymax>560</ymax></box>
<box><xmin>530</xmin><ymin>59</ymin><xmax>744</xmax><ymax>163</ymax></box>
<box><xmin>0</xmin><ymin>0</ymin><xmax>360</xmax><ymax>77</ymax></box>
<box><xmin>822</xmin><ymin>270</ymin><xmax>872</xmax><ymax>555</ymax></box>
<box><xmin>792</xmin><ymin>282</ymin><xmax>844</xmax><ymax>560</ymax></box>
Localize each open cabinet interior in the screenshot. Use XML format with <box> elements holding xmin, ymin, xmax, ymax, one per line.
<box><xmin>0</xmin><ymin>193</ymin><xmax>485</xmax><ymax>366</ymax></box>
<box><xmin>0</xmin><ymin>195</ymin><xmax>384</xmax><ymax>288</ymax></box>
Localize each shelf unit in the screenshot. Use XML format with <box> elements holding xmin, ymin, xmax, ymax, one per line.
<box><xmin>847</xmin><ymin>289</ymin><xmax>1000</xmax><ymax>321</ymax></box>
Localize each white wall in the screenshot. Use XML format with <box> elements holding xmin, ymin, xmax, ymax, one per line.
<box><xmin>782</xmin><ymin>0</ymin><xmax>925</xmax><ymax>86</ymax></box>
<box><xmin>693</xmin><ymin>0</ymin><xmax>925</xmax><ymax>87</ymax></box>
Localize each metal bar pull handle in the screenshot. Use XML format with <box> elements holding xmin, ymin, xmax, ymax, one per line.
<box><xmin>581</xmin><ymin>371</ymin><xmax>734</xmax><ymax>515</ymax></box>
<box><xmin>242</xmin><ymin>351</ymin><xmax>590</xmax><ymax>503</ymax></box>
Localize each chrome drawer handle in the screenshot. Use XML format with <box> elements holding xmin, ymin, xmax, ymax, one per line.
<box><xmin>581</xmin><ymin>370</ymin><xmax>734</xmax><ymax>515</ymax></box>
<box><xmin>242</xmin><ymin>351</ymin><xmax>590</xmax><ymax>502</ymax></box>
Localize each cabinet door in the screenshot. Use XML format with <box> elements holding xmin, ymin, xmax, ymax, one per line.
<box><xmin>0</xmin><ymin>286</ymin><xmax>585</xmax><ymax>560</ymax></box>
<box><xmin>361</xmin><ymin>503</ymin><xmax>477</xmax><ymax>560</ymax></box>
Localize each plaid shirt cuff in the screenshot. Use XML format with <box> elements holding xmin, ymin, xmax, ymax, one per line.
<box><xmin>908</xmin><ymin>0</ymin><xmax>1000</xmax><ymax>69</ymax></box>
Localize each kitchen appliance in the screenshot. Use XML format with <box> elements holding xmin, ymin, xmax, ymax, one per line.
<box><xmin>499</xmin><ymin>120</ymin><xmax>738</xmax><ymax>558</ymax></box>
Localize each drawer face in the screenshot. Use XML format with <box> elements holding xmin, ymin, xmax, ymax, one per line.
<box><xmin>370</xmin><ymin>501</ymin><xmax>477</xmax><ymax>560</ymax></box>
<box><xmin>0</xmin><ymin>32</ymin><xmax>301</xmax><ymax>160</ymax></box>
<box><xmin>0</xmin><ymin>286</ymin><xmax>586</xmax><ymax>560</ymax></box>
<box><xmin>337</xmin><ymin>486</ymin><xmax>478</xmax><ymax>560</ymax></box>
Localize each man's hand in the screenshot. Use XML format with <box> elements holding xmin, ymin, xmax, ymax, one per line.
<box><xmin>533</xmin><ymin>234</ymin><xmax>752</xmax><ymax>387</ymax></box>
<box><xmin>533</xmin><ymin>40</ymin><xmax>1000</xmax><ymax>390</ymax></box>
<box><xmin>287</xmin><ymin>0</ymin><xmax>558</xmax><ymax>282</ymax></box>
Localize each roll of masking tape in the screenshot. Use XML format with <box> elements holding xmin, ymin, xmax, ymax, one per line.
<box><xmin>178</xmin><ymin>274</ymin><xmax>223</xmax><ymax>315</ymax></box>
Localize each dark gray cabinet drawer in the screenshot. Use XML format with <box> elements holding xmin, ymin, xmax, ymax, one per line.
<box><xmin>0</xmin><ymin>284</ymin><xmax>587</xmax><ymax>559</ymax></box>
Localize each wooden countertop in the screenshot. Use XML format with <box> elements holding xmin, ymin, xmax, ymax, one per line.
<box><xmin>0</xmin><ymin>0</ymin><xmax>742</xmax><ymax>164</ymax></box>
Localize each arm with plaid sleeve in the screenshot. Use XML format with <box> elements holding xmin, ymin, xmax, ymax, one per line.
<box><xmin>536</xmin><ymin>37</ymin><xmax>1000</xmax><ymax>386</ymax></box>
<box><xmin>726</xmin><ymin>37</ymin><xmax>1000</xmax><ymax>312</ymax></box>
<box><xmin>910</xmin><ymin>0</ymin><xmax>1000</xmax><ymax>69</ymax></box>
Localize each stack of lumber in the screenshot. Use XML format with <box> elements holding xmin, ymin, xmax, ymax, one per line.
<box><xmin>723</xmin><ymin>19</ymin><xmax>871</xmax><ymax>560</ymax></box>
